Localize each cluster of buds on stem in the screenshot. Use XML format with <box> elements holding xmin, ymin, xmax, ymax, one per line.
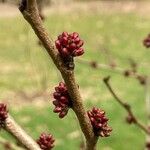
<box><xmin>0</xmin><ymin>103</ymin><xmax>8</xmax><ymax>127</ymax></box>
<box><xmin>123</xmin><ymin>69</ymin><xmax>132</xmax><ymax>77</ymax></box>
<box><xmin>125</xmin><ymin>115</ymin><xmax>136</xmax><ymax>124</ymax></box>
<box><xmin>90</xmin><ymin>61</ymin><xmax>98</xmax><ymax>69</ymax></box>
<box><xmin>87</xmin><ymin>107</ymin><xmax>112</xmax><ymax>137</ymax></box>
<box><xmin>55</xmin><ymin>32</ymin><xmax>84</xmax><ymax>58</ymax></box>
<box><xmin>136</xmin><ymin>75</ymin><xmax>147</xmax><ymax>85</ymax></box>
<box><xmin>143</xmin><ymin>34</ymin><xmax>150</xmax><ymax>48</ymax></box>
<box><xmin>37</xmin><ymin>133</ymin><xmax>55</xmax><ymax>150</ymax></box>
<box><xmin>52</xmin><ymin>82</ymin><xmax>72</xmax><ymax>118</ymax></box>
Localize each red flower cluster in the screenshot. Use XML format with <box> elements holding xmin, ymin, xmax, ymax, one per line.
<box><xmin>0</xmin><ymin>103</ymin><xmax>8</xmax><ymax>125</ymax></box>
<box><xmin>143</xmin><ymin>34</ymin><xmax>150</xmax><ymax>48</ymax></box>
<box><xmin>87</xmin><ymin>107</ymin><xmax>112</xmax><ymax>137</ymax></box>
<box><xmin>52</xmin><ymin>82</ymin><xmax>72</xmax><ymax>118</ymax></box>
<box><xmin>37</xmin><ymin>133</ymin><xmax>55</xmax><ymax>150</ymax></box>
<box><xmin>55</xmin><ymin>32</ymin><xmax>84</xmax><ymax>58</ymax></box>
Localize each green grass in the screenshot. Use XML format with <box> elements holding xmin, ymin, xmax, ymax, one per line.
<box><xmin>0</xmin><ymin>11</ymin><xmax>150</xmax><ymax>149</ymax></box>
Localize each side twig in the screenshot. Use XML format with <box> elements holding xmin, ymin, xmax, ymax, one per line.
<box><xmin>103</xmin><ymin>76</ymin><xmax>150</xmax><ymax>135</ymax></box>
<box><xmin>5</xmin><ymin>115</ymin><xmax>41</xmax><ymax>150</ymax></box>
<box><xmin>77</xmin><ymin>59</ymin><xmax>147</xmax><ymax>86</ymax></box>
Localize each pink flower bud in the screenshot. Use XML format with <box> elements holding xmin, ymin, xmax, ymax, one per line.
<box><xmin>55</xmin><ymin>32</ymin><xmax>84</xmax><ymax>58</ymax></box>
<box><xmin>37</xmin><ymin>133</ymin><xmax>55</xmax><ymax>150</ymax></box>
<box><xmin>52</xmin><ymin>82</ymin><xmax>72</xmax><ymax>118</ymax></box>
<box><xmin>143</xmin><ymin>34</ymin><xmax>150</xmax><ymax>48</ymax></box>
<box><xmin>0</xmin><ymin>103</ymin><xmax>8</xmax><ymax>126</ymax></box>
<box><xmin>73</xmin><ymin>48</ymin><xmax>84</xmax><ymax>56</ymax></box>
<box><xmin>73</xmin><ymin>32</ymin><xmax>79</xmax><ymax>38</ymax></box>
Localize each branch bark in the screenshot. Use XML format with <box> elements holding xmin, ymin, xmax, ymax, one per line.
<box><xmin>103</xmin><ymin>76</ymin><xmax>150</xmax><ymax>135</ymax></box>
<box><xmin>19</xmin><ymin>0</ymin><xmax>98</xmax><ymax>149</ymax></box>
<box><xmin>5</xmin><ymin>115</ymin><xmax>41</xmax><ymax>150</ymax></box>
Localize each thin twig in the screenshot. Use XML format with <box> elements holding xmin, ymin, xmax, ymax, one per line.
<box><xmin>103</xmin><ymin>76</ymin><xmax>150</xmax><ymax>135</ymax></box>
<box><xmin>77</xmin><ymin>58</ymin><xmax>124</xmax><ymax>74</ymax></box>
<box><xmin>77</xmin><ymin>59</ymin><xmax>147</xmax><ymax>86</ymax></box>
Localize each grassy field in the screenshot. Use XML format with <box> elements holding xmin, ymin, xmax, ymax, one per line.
<box><xmin>0</xmin><ymin>8</ymin><xmax>150</xmax><ymax>150</ymax></box>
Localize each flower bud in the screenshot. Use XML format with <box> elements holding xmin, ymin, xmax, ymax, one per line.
<box><xmin>55</xmin><ymin>32</ymin><xmax>84</xmax><ymax>58</ymax></box>
<box><xmin>87</xmin><ymin>107</ymin><xmax>112</xmax><ymax>137</ymax></box>
<box><xmin>143</xmin><ymin>34</ymin><xmax>150</xmax><ymax>48</ymax></box>
<box><xmin>0</xmin><ymin>103</ymin><xmax>8</xmax><ymax>126</ymax></box>
<box><xmin>37</xmin><ymin>133</ymin><xmax>55</xmax><ymax>150</ymax></box>
<box><xmin>52</xmin><ymin>82</ymin><xmax>72</xmax><ymax>118</ymax></box>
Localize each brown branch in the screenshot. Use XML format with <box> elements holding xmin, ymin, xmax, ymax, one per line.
<box><xmin>4</xmin><ymin>114</ymin><xmax>41</xmax><ymax>150</ymax></box>
<box><xmin>103</xmin><ymin>76</ymin><xmax>150</xmax><ymax>135</ymax></box>
<box><xmin>19</xmin><ymin>0</ymin><xmax>98</xmax><ymax>149</ymax></box>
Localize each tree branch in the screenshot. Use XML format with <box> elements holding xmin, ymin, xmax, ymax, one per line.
<box><xmin>103</xmin><ymin>76</ymin><xmax>150</xmax><ymax>135</ymax></box>
<box><xmin>19</xmin><ymin>0</ymin><xmax>98</xmax><ymax>149</ymax></box>
<box><xmin>4</xmin><ymin>114</ymin><xmax>41</xmax><ymax>150</ymax></box>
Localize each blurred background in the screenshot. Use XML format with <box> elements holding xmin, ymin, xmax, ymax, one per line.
<box><xmin>0</xmin><ymin>0</ymin><xmax>150</xmax><ymax>149</ymax></box>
